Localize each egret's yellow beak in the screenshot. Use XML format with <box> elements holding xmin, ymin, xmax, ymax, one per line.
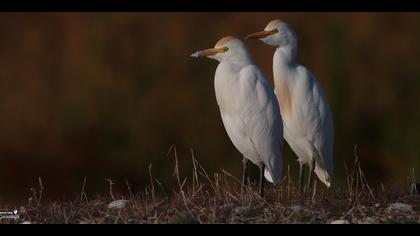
<box><xmin>245</xmin><ymin>30</ymin><xmax>277</xmax><ymax>40</ymax></box>
<box><xmin>190</xmin><ymin>48</ymin><xmax>224</xmax><ymax>58</ymax></box>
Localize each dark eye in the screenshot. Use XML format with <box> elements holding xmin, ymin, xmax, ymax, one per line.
<box><xmin>273</xmin><ymin>29</ymin><xmax>279</xmax><ymax>33</ymax></box>
<box><xmin>223</xmin><ymin>47</ymin><xmax>229</xmax><ymax>52</ymax></box>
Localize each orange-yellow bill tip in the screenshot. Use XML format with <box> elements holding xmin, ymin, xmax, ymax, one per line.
<box><xmin>245</xmin><ymin>30</ymin><xmax>276</xmax><ymax>40</ymax></box>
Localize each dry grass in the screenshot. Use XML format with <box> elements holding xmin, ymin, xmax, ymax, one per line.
<box><xmin>1</xmin><ymin>146</ymin><xmax>419</xmax><ymax>224</ymax></box>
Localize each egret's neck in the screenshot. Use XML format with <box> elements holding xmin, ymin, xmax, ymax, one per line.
<box><xmin>235</xmin><ymin>57</ymin><xmax>253</xmax><ymax>68</ymax></box>
<box><xmin>274</xmin><ymin>45</ymin><xmax>297</xmax><ymax>66</ymax></box>
<box><xmin>226</xmin><ymin>53</ymin><xmax>253</xmax><ymax>69</ymax></box>
<box><xmin>273</xmin><ymin>45</ymin><xmax>297</xmax><ymax>82</ymax></box>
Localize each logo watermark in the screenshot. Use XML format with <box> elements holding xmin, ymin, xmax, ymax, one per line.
<box><xmin>0</xmin><ymin>210</ymin><xmax>20</xmax><ymax>220</ymax></box>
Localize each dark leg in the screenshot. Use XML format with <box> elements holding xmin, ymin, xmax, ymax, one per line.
<box><xmin>259</xmin><ymin>164</ymin><xmax>265</xmax><ymax>197</ymax></box>
<box><xmin>307</xmin><ymin>159</ymin><xmax>316</xmax><ymax>195</ymax></box>
<box><xmin>298</xmin><ymin>162</ymin><xmax>305</xmax><ymax>196</ymax></box>
<box><xmin>241</xmin><ymin>157</ymin><xmax>249</xmax><ymax>197</ymax></box>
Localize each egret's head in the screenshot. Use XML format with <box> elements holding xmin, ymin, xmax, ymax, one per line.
<box><xmin>190</xmin><ymin>36</ymin><xmax>252</xmax><ymax>64</ymax></box>
<box><xmin>246</xmin><ymin>19</ymin><xmax>297</xmax><ymax>48</ymax></box>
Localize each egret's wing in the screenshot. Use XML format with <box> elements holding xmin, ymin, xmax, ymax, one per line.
<box><xmin>219</xmin><ymin>111</ymin><xmax>259</xmax><ymax>163</ymax></box>
<box><xmin>294</xmin><ymin>65</ymin><xmax>334</xmax><ymax>175</ymax></box>
<box><xmin>214</xmin><ymin>63</ymin><xmax>260</xmax><ymax>164</ymax></box>
<box><xmin>239</xmin><ymin>65</ymin><xmax>284</xmax><ymax>184</ymax></box>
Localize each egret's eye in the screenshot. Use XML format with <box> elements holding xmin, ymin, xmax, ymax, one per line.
<box><xmin>273</xmin><ymin>29</ymin><xmax>279</xmax><ymax>33</ymax></box>
<box><xmin>223</xmin><ymin>47</ymin><xmax>229</xmax><ymax>52</ymax></box>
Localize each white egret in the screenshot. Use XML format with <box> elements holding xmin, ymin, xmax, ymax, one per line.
<box><xmin>246</xmin><ymin>20</ymin><xmax>334</xmax><ymax>192</ymax></box>
<box><xmin>190</xmin><ymin>36</ymin><xmax>284</xmax><ymax>196</ymax></box>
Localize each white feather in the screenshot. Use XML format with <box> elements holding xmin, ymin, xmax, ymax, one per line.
<box><xmin>216</xmin><ymin>63</ymin><xmax>283</xmax><ymax>185</ymax></box>
<box><xmin>273</xmin><ymin>46</ymin><xmax>334</xmax><ymax>187</ymax></box>
<box><xmin>192</xmin><ymin>37</ymin><xmax>284</xmax><ymax>186</ymax></box>
<box><xmin>255</xmin><ymin>19</ymin><xmax>334</xmax><ymax>187</ymax></box>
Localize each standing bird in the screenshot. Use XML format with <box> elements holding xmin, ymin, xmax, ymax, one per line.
<box><xmin>190</xmin><ymin>36</ymin><xmax>284</xmax><ymax>197</ymax></box>
<box><xmin>246</xmin><ymin>19</ymin><xmax>334</xmax><ymax>193</ymax></box>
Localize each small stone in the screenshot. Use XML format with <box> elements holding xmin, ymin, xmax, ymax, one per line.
<box><xmin>330</xmin><ymin>219</ymin><xmax>350</xmax><ymax>224</ymax></box>
<box><xmin>108</xmin><ymin>200</ymin><xmax>129</xmax><ymax>209</ymax></box>
<box><xmin>263</xmin><ymin>207</ymin><xmax>274</xmax><ymax>216</ymax></box>
<box><xmin>387</xmin><ymin>203</ymin><xmax>413</xmax><ymax>213</ymax></box>
<box><xmin>362</xmin><ymin>217</ymin><xmax>377</xmax><ymax>224</ymax></box>
<box><xmin>233</xmin><ymin>206</ymin><xmax>251</xmax><ymax>215</ymax></box>
<box><xmin>289</xmin><ymin>205</ymin><xmax>304</xmax><ymax>213</ymax></box>
<box><xmin>20</xmin><ymin>221</ymin><xmax>32</xmax><ymax>224</ymax></box>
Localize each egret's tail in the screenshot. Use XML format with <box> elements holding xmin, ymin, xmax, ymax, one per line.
<box><xmin>315</xmin><ymin>163</ymin><xmax>332</xmax><ymax>188</ymax></box>
<box><xmin>309</xmin><ymin>142</ymin><xmax>333</xmax><ymax>188</ymax></box>
<box><xmin>264</xmin><ymin>168</ymin><xmax>281</xmax><ymax>186</ymax></box>
<box><xmin>264</xmin><ymin>169</ymin><xmax>273</xmax><ymax>183</ymax></box>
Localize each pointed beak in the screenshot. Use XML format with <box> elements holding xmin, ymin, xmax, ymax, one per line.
<box><xmin>245</xmin><ymin>30</ymin><xmax>276</xmax><ymax>40</ymax></box>
<box><xmin>190</xmin><ymin>48</ymin><xmax>224</xmax><ymax>58</ymax></box>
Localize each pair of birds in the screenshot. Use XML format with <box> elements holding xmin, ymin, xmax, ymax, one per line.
<box><xmin>191</xmin><ymin>19</ymin><xmax>334</xmax><ymax>197</ymax></box>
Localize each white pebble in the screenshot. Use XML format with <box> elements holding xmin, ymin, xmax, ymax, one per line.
<box><xmin>330</xmin><ymin>219</ymin><xmax>350</xmax><ymax>224</ymax></box>
<box><xmin>387</xmin><ymin>202</ymin><xmax>413</xmax><ymax>212</ymax></box>
<box><xmin>108</xmin><ymin>200</ymin><xmax>129</xmax><ymax>209</ymax></box>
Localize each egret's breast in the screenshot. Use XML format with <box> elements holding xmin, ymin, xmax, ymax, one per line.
<box><xmin>275</xmin><ymin>81</ymin><xmax>292</xmax><ymax>116</ymax></box>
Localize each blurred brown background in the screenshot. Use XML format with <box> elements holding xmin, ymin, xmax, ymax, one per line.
<box><xmin>0</xmin><ymin>12</ymin><xmax>419</xmax><ymax>202</ymax></box>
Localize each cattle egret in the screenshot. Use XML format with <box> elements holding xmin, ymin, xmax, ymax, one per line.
<box><xmin>246</xmin><ymin>20</ymin><xmax>334</xmax><ymax>193</ymax></box>
<box><xmin>190</xmin><ymin>36</ymin><xmax>284</xmax><ymax>197</ymax></box>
